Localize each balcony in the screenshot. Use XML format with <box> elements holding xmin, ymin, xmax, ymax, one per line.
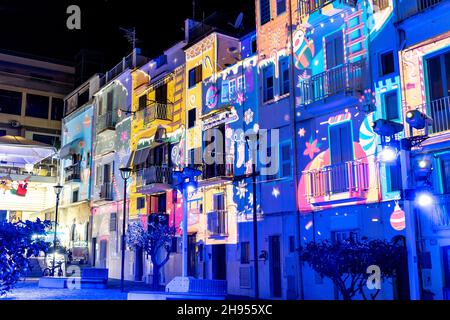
<box><xmin>397</xmin><ymin>0</ymin><xmax>443</xmax><ymax>21</ymax></box>
<box><xmin>99</xmin><ymin>183</ymin><xmax>113</xmax><ymax>201</ymax></box>
<box><xmin>144</xmin><ymin>103</ymin><xmax>173</xmax><ymax>125</ymax></box>
<box><xmin>304</xmin><ymin>160</ymin><xmax>373</xmax><ymax>206</ymax></box>
<box><xmin>200</xmin><ymin>163</ymin><xmax>234</xmax><ymax>186</ymax></box>
<box><xmin>136</xmin><ymin>166</ymin><xmax>173</xmax><ymax>194</ymax></box>
<box><xmin>298</xmin><ymin>61</ymin><xmax>365</xmax><ymax>107</ymax></box>
<box><xmin>64</xmin><ymin>164</ymin><xmax>81</xmax><ymax>182</ymax></box>
<box><xmin>96</xmin><ymin>111</ymin><xmax>117</xmax><ymax>134</ymax></box>
<box><xmin>207</xmin><ymin>210</ymin><xmax>228</xmax><ymax>238</ymax></box>
<box><xmin>298</xmin><ymin>0</ymin><xmax>357</xmax><ymax>17</ymax></box>
<box><xmin>430</xmin><ymin>194</ymin><xmax>450</xmax><ymax>230</ymax></box>
<box><xmin>419</xmin><ymin>96</ymin><xmax>450</xmax><ymax>135</ymax></box>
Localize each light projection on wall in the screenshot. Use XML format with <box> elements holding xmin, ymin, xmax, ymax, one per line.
<box><xmin>292</xmin><ymin>26</ymin><xmax>315</xmax><ymax>70</ymax></box>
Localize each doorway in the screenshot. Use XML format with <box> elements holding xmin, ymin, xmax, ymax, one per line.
<box><xmin>91</xmin><ymin>237</ymin><xmax>97</xmax><ymax>267</ymax></box>
<box><xmin>135</xmin><ymin>246</ymin><xmax>143</xmax><ymax>281</ymax></box>
<box><xmin>99</xmin><ymin>240</ymin><xmax>108</xmax><ymax>268</ymax></box>
<box><xmin>269</xmin><ymin>235</ymin><xmax>282</xmax><ymax>298</ymax></box>
<box><xmin>188</xmin><ymin>233</ymin><xmax>197</xmax><ymax>277</ymax></box>
<box><xmin>212</xmin><ymin>244</ymin><xmax>227</xmax><ymax>280</ymax></box>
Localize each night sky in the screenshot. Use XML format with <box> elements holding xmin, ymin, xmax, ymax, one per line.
<box><xmin>0</xmin><ymin>0</ymin><xmax>255</xmax><ymax>69</ymax></box>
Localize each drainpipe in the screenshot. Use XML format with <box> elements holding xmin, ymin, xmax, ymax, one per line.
<box><xmin>288</xmin><ymin>0</ymin><xmax>305</xmax><ymax>300</ymax></box>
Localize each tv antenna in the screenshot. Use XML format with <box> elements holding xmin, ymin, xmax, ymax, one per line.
<box><xmin>120</xmin><ymin>27</ymin><xmax>138</xmax><ymax>50</ymax></box>
<box><xmin>229</xmin><ymin>12</ymin><xmax>244</xmax><ymax>31</ymax></box>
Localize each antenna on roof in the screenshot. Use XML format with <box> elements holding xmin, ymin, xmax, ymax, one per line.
<box><xmin>120</xmin><ymin>27</ymin><xmax>137</xmax><ymax>50</ymax></box>
<box><xmin>229</xmin><ymin>12</ymin><xmax>244</xmax><ymax>31</ymax></box>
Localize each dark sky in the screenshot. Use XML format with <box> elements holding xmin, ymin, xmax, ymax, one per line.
<box><xmin>0</xmin><ymin>0</ymin><xmax>255</xmax><ymax>69</ymax></box>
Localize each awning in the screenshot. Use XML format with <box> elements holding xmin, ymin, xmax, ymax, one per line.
<box><xmin>59</xmin><ymin>138</ymin><xmax>84</xmax><ymax>159</ymax></box>
<box><xmin>0</xmin><ymin>135</ymin><xmax>55</xmax><ymax>167</ymax></box>
<box><xmin>126</xmin><ymin>147</ymin><xmax>151</xmax><ymax>168</ymax></box>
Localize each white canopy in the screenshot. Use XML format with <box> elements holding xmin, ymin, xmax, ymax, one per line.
<box><xmin>0</xmin><ymin>135</ymin><xmax>56</xmax><ymax>167</ymax></box>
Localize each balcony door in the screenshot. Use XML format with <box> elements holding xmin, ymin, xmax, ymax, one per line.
<box><xmin>329</xmin><ymin>121</ymin><xmax>354</xmax><ymax>194</ymax></box>
<box><xmin>426</xmin><ymin>52</ymin><xmax>450</xmax><ymax>133</ymax></box>
<box><xmin>325</xmin><ymin>32</ymin><xmax>345</xmax><ymax>96</ymax></box>
<box><xmin>204</xmin><ymin>125</ymin><xmax>226</xmax><ymax>178</ymax></box>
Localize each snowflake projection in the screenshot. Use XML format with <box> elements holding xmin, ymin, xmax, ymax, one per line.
<box><xmin>237</xmin><ymin>92</ymin><xmax>245</xmax><ymax>105</ymax></box>
<box><xmin>303</xmin><ymin>137</ymin><xmax>321</xmax><ymax>159</ymax></box>
<box><xmin>245</xmin><ymin>160</ymin><xmax>253</xmax><ymax>175</ymax></box>
<box><xmin>298</xmin><ymin>128</ymin><xmax>306</xmax><ymax>138</ymax></box>
<box><xmin>244</xmin><ymin>108</ymin><xmax>254</xmax><ymax>125</ymax></box>
<box><xmin>248</xmin><ymin>193</ymin><xmax>254</xmax><ymax>207</ymax></box>
<box><xmin>272</xmin><ymin>187</ymin><xmax>280</xmax><ymax>199</ymax></box>
<box><xmin>236</xmin><ymin>181</ymin><xmax>248</xmax><ymax>199</ymax></box>
<box><xmin>253</xmin><ymin>123</ymin><xmax>260</xmax><ymax>134</ymax></box>
<box><xmin>121</xmin><ymin>131</ymin><xmax>128</xmax><ymax>142</ymax></box>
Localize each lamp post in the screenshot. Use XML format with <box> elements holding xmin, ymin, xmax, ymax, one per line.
<box><xmin>52</xmin><ymin>184</ymin><xmax>63</xmax><ymax>276</ymax></box>
<box><xmin>119</xmin><ymin>167</ymin><xmax>132</xmax><ymax>293</ymax></box>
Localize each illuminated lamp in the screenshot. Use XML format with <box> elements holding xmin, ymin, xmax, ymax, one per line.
<box><xmin>406</xmin><ymin>110</ymin><xmax>428</xmax><ymax>130</ymax></box>
<box><xmin>378</xmin><ymin>146</ymin><xmax>398</xmax><ymax>163</ymax></box>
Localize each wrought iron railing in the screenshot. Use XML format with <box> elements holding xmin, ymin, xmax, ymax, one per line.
<box><xmin>430</xmin><ymin>194</ymin><xmax>450</xmax><ymax>230</ymax></box>
<box><xmin>144</xmin><ymin>103</ymin><xmax>173</xmax><ymax>124</ymax></box>
<box><xmin>207</xmin><ymin>210</ymin><xmax>228</xmax><ymax>237</ymax></box>
<box><xmin>298</xmin><ymin>0</ymin><xmax>357</xmax><ymax>17</ymax></box>
<box><xmin>397</xmin><ymin>0</ymin><xmax>443</xmax><ymax>20</ymax></box>
<box><xmin>418</xmin><ymin>96</ymin><xmax>450</xmax><ymax>134</ymax></box>
<box><xmin>304</xmin><ymin>160</ymin><xmax>371</xmax><ymax>199</ymax></box>
<box><xmin>96</xmin><ymin>111</ymin><xmax>116</xmax><ymax>133</ymax></box>
<box><xmin>298</xmin><ymin>60</ymin><xmax>365</xmax><ymax>106</ymax></box>
<box><xmin>136</xmin><ymin>166</ymin><xmax>173</xmax><ymax>186</ymax></box>
<box><xmin>202</xmin><ymin>163</ymin><xmax>234</xmax><ymax>180</ymax></box>
<box><xmin>64</xmin><ymin>164</ymin><xmax>81</xmax><ymax>182</ymax></box>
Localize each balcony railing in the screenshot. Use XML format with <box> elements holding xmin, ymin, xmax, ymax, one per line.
<box><xmin>207</xmin><ymin>210</ymin><xmax>228</xmax><ymax>237</ymax></box>
<box><xmin>144</xmin><ymin>103</ymin><xmax>173</xmax><ymax>124</ymax></box>
<box><xmin>430</xmin><ymin>194</ymin><xmax>450</xmax><ymax>230</ymax></box>
<box><xmin>304</xmin><ymin>160</ymin><xmax>371</xmax><ymax>202</ymax></box>
<box><xmin>64</xmin><ymin>164</ymin><xmax>81</xmax><ymax>182</ymax></box>
<box><xmin>419</xmin><ymin>96</ymin><xmax>450</xmax><ymax>135</ymax></box>
<box><xmin>136</xmin><ymin>166</ymin><xmax>173</xmax><ymax>186</ymax></box>
<box><xmin>298</xmin><ymin>61</ymin><xmax>365</xmax><ymax>106</ymax></box>
<box><xmin>99</xmin><ymin>183</ymin><xmax>113</xmax><ymax>201</ymax></box>
<box><xmin>397</xmin><ymin>0</ymin><xmax>443</xmax><ymax>21</ymax></box>
<box><xmin>373</xmin><ymin>0</ymin><xmax>391</xmax><ymax>11</ymax></box>
<box><xmin>202</xmin><ymin>163</ymin><xmax>234</xmax><ymax>180</ymax></box>
<box><xmin>96</xmin><ymin>111</ymin><xmax>116</xmax><ymax>133</ymax></box>
<box><xmin>298</xmin><ymin>0</ymin><xmax>357</xmax><ymax>17</ymax></box>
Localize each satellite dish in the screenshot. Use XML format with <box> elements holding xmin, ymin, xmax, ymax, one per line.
<box><xmin>228</xmin><ymin>12</ymin><xmax>244</xmax><ymax>30</ymax></box>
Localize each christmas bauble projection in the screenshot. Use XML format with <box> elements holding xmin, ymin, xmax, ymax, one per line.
<box><xmin>390</xmin><ymin>202</ymin><xmax>406</xmax><ymax>231</ymax></box>
<box><xmin>0</xmin><ymin>177</ymin><xmax>29</xmax><ymax>197</ymax></box>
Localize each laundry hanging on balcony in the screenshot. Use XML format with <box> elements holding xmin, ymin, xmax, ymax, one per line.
<box><xmin>59</xmin><ymin>138</ymin><xmax>84</xmax><ymax>159</ymax></box>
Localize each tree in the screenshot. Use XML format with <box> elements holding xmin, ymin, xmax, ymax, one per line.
<box><xmin>126</xmin><ymin>217</ymin><xmax>176</xmax><ymax>290</ymax></box>
<box><xmin>0</xmin><ymin>219</ymin><xmax>50</xmax><ymax>296</ymax></box>
<box><xmin>299</xmin><ymin>238</ymin><xmax>405</xmax><ymax>300</ymax></box>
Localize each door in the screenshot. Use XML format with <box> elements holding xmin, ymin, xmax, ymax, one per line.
<box><xmin>188</xmin><ymin>233</ymin><xmax>197</xmax><ymax>277</ymax></box>
<box><xmin>269</xmin><ymin>235</ymin><xmax>282</xmax><ymax>298</ymax></box>
<box><xmin>99</xmin><ymin>240</ymin><xmax>108</xmax><ymax>268</ymax></box>
<box><xmin>91</xmin><ymin>237</ymin><xmax>97</xmax><ymax>267</ymax></box>
<box><xmin>134</xmin><ymin>246</ymin><xmax>143</xmax><ymax>281</ymax></box>
<box><xmin>212</xmin><ymin>244</ymin><xmax>227</xmax><ymax>280</ymax></box>
<box><xmin>392</xmin><ymin>236</ymin><xmax>410</xmax><ymax>300</ymax></box>
<box><xmin>443</xmin><ymin>246</ymin><xmax>450</xmax><ymax>290</ymax></box>
<box><xmin>329</xmin><ymin>122</ymin><xmax>354</xmax><ymax>193</ymax></box>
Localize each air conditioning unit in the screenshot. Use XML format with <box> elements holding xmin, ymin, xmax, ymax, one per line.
<box><xmin>9</xmin><ymin>120</ymin><xmax>21</xmax><ymax>128</ymax></box>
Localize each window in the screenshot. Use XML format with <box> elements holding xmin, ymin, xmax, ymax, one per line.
<box><xmin>155</xmin><ymin>84</ymin><xmax>168</xmax><ymax>104</ymax></box>
<box><xmin>380</xmin><ymin>51</ymin><xmax>395</xmax><ymax>76</ymax></box>
<box><xmin>237</xmin><ymin>76</ymin><xmax>245</xmax><ymax>93</ymax></box>
<box><xmin>72</xmin><ymin>189</ymin><xmax>79</xmax><ymax>203</ymax></box>
<box><xmin>138</xmin><ymin>95</ymin><xmax>147</xmax><ymax>111</ymax></box>
<box><xmin>427</xmin><ymin>51</ymin><xmax>450</xmax><ymax>100</ymax></box>
<box><xmin>51</xmin><ymin>98</ymin><xmax>64</xmax><ymax>121</ymax></box>
<box><xmin>0</xmin><ymin>130</ymin><xmax>6</xmax><ymax>137</ymax></box>
<box><xmin>109</xmin><ymin>213</ymin><xmax>117</xmax><ymax>232</ymax></box>
<box><xmin>329</xmin><ymin>122</ymin><xmax>353</xmax><ymax>165</ymax></box>
<box><xmin>263</xmin><ymin>64</ymin><xmax>275</xmax><ymax>102</ymax></box>
<box><xmin>325</xmin><ymin>33</ymin><xmax>344</xmax><ymax>69</ymax></box>
<box><xmin>33</xmin><ymin>134</ymin><xmax>59</xmax><ymax>147</ymax></box>
<box><xmin>241</xmin><ymin>242</ymin><xmax>250</xmax><ymax>264</ymax></box>
<box><xmin>106</xmin><ymin>90</ymin><xmax>114</xmax><ymax>112</ymax></box>
<box><xmin>26</xmin><ymin>94</ymin><xmax>49</xmax><ymax>119</ymax></box>
<box><xmin>188</xmin><ymin>108</ymin><xmax>196</xmax><ymax>129</ymax></box>
<box><xmin>387</xmin><ymin>159</ymin><xmax>402</xmax><ymax>192</ymax></box>
<box><xmin>279</xmin><ymin>57</ymin><xmax>290</xmax><ymax>96</ymax></box>
<box><xmin>441</xmin><ymin>158</ymin><xmax>450</xmax><ymax>194</ymax></box>
<box><xmin>251</xmin><ymin>36</ymin><xmax>257</xmax><ymax>55</ymax></box>
<box><xmin>280</xmin><ymin>142</ymin><xmax>292</xmax><ymax>178</ymax></box>
<box><xmin>137</xmin><ymin>197</ymin><xmax>146</xmax><ymax>210</ymax></box>
<box><xmin>78</xmin><ymin>90</ymin><xmax>89</xmax><ymax>108</ymax></box>
<box><xmin>156</xmin><ymin>54</ymin><xmax>167</xmax><ymax>68</ymax></box>
<box><xmin>260</xmin><ymin>0</ymin><xmax>271</xmax><ymax>25</ymax></box>
<box><xmin>0</xmin><ymin>89</ymin><xmax>22</xmax><ymax>115</ymax></box>
<box><xmin>383</xmin><ymin>91</ymin><xmax>399</xmax><ymax>121</ymax></box>
<box><xmin>276</xmin><ymin>0</ymin><xmax>286</xmax><ymax>15</ymax></box>
<box><xmin>229</xmin><ymin>79</ymin><xmax>237</xmax><ymax>100</ymax></box>
<box><xmin>221</xmin><ymin>81</ymin><xmax>229</xmax><ymax>103</ymax></box>
<box><xmin>188</xmin><ymin>64</ymin><xmax>202</xmax><ymax>88</ymax></box>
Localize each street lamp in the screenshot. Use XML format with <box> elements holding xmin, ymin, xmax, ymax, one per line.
<box><xmin>52</xmin><ymin>183</ymin><xmax>63</xmax><ymax>276</ymax></box>
<box><xmin>119</xmin><ymin>167</ymin><xmax>132</xmax><ymax>292</ymax></box>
